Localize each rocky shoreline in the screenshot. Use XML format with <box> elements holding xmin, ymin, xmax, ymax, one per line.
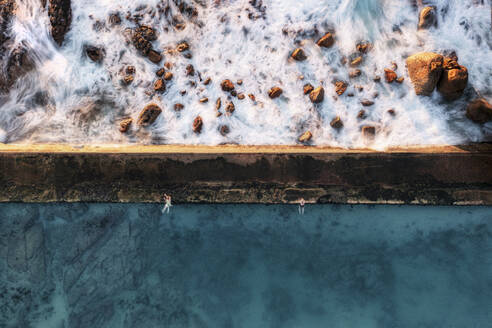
<box><xmin>0</xmin><ymin>1</ymin><xmax>490</xmax><ymax>146</ymax></box>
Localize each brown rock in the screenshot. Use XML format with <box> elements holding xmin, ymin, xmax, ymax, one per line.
<box><xmin>237</xmin><ymin>79</ymin><xmax>243</xmax><ymax>85</ymax></box>
<box><xmin>147</xmin><ymin>50</ymin><xmax>162</xmax><ymax>64</ymax></box>
<box><xmin>437</xmin><ymin>58</ymin><xmax>468</xmax><ymax>100</ymax></box>
<box><xmin>221</xmin><ymin>79</ymin><xmax>235</xmax><ymax>92</ymax></box>
<box><xmin>309</xmin><ymin>87</ymin><xmax>324</xmax><ymax>103</ymax></box>
<box><xmin>330</xmin><ymin>116</ymin><xmax>343</xmax><ymax>129</ymax></box>
<box><xmin>199</xmin><ymin>97</ymin><xmax>208</xmax><ymax>103</ymax></box>
<box><xmin>248</xmin><ymin>94</ymin><xmax>256</xmax><ymax>101</ymax></box>
<box><xmin>317</xmin><ymin>32</ymin><xmax>335</xmax><ymax>48</ymax></box>
<box><xmin>362</xmin><ymin>126</ymin><xmax>376</xmax><ymax>138</ymax></box>
<box><xmin>225</xmin><ymin>101</ymin><xmax>235</xmax><ymax>115</ymax></box>
<box><xmin>350</xmin><ymin>56</ymin><xmax>363</xmax><ymax>67</ymax></box>
<box><xmin>154</xmin><ymin>79</ymin><xmax>166</xmax><ymax>92</ymax></box>
<box><xmin>238</xmin><ymin>93</ymin><xmax>245</xmax><ymax>100</ymax></box>
<box><xmin>119</xmin><ymin>118</ymin><xmax>132</xmax><ymax>133</ymax></box>
<box><xmin>186</xmin><ymin>64</ymin><xmax>195</xmax><ymax>76</ymax></box>
<box><xmin>126</xmin><ymin>66</ymin><xmax>136</xmax><ymax>74</ymax></box>
<box><xmin>298</xmin><ymin>131</ymin><xmax>312</xmax><ymax>143</ymax></box>
<box><xmin>361</xmin><ymin>99</ymin><xmax>374</xmax><ymax>106</ymax></box>
<box><xmin>466</xmin><ymin>98</ymin><xmax>492</xmax><ymax>123</ymax></box>
<box><xmin>156</xmin><ymin>68</ymin><xmax>165</xmax><ymax>76</ymax></box>
<box><xmin>138</xmin><ymin>103</ymin><xmax>162</xmax><ymax>126</ymax></box>
<box><xmin>335</xmin><ymin>81</ymin><xmax>347</xmax><ymax>95</ymax></box>
<box><xmin>357</xmin><ymin>110</ymin><xmax>366</xmax><ymax>119</ymax></box>
<box><xmin>85</xmin><ymin>45</ymin><xmax>104</xmax><ymax>62</ymax></box>
<box><xmin>349</xmin><ymin>69</ymin><xmax>361</xmax><ymax>78</ymax></box>
<box><xmin>268</xmin><ymin>86</ymin><xmax>283</xmax><ymax>99</ymax></box>
<box><xmin>164</xmin><ymin>71</ymin><xmax>173</xmax><ymax>80</ymax></box>
<box><xmin>384</xmin><ymin>68</ymin><xmax>397</xmax><ymax>83</ymax></box>
<box><xmin>303</xmin><ymin>83</ymin><xmax>314</xmax><ymax>95</ymax></box>
<box><xmin>356</xmin><ymin>42</ymin><xmax>371</xmax><ymax>54</ymax></box>
<box><xmin>123</xmin><ymin>75</ymin><xmax>134</xmax><ymax>85</ymax></box>
<box><xmin>406</xmin><ymin>52</ymin><xmax>443</xmax><ymax>95</ymax></box>
<box><xmin>204</xmin><ymin>77</ymin><xmax>211</xmax><ymax>85</ymax></box>
<box><xmin>174</xmin><ymin>103</ymin><xmax>184</xmax><ymax>111</ymax></box>
<box><xmin>193</xmin><ymin>116</ymin><xmax>203</xmax><ymax>133</ymax></box>
<box><xmin>373</xmin><ymin>76</ymin><xmax>381</xmax><ymax>82</ymax></box>
<box><xmin>387</xmin><ymin>109</ymin><xmax>396</xmax><ymax>116</ymax></box>
<box><xmin>108</xmin><ymin>12</ymin><xmax>121</xmax><ymax>26</ymax></box>
<box><xmin>219</xmin><ymin>125</ymin><xmax>230</xmax><ymax>136</ymax></box>
<box><xmin>291</xmin><ymin>48</ymin><xmax>307</xmax><ymax>61</ymax></box>
<box><xmin>48</xmin><ymin>0</ymin><xmax>72</xmax><ymax>46</ymax></box>
<box><xmin>418</xmin><ymin>6</ymin><xmax>437</xmax><ymax>30</ymax></box>
<box><xmin>396</xmin><ymin>76</ymin><xmax>405</xmax><ymax>84</ymax></box>
<box><xmin>177</xmin><ymin>41</ymin><xmax>189</xmax><ymax>52</ymax></box>
<box><xmin>216</xmin><ymin>98</ymin><xmax>222</xmax><ymax>111</ymax></box>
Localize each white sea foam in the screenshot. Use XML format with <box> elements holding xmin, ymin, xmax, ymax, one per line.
<box><xmin>0</xmin><ymin>0</ymin><xmax>490</xmax><ymax>148</ymax></box>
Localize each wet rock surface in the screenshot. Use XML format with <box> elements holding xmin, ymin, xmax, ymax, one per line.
<box><xmin>406</xmin><ymin>52</ymin><xmax>443</xmax><ymax>95</ymax></box>
<box><xmin>418</xmin><ymin>6</ymin><xmax>437</xmax><ymax>30</ymax></box>
<box><xmin>138</xmin><ymin>103</ymin><xmax>161</xmax><ymax>126</ymax></box>
<box><xmin>437</xmin><ymin>58</ymin><xmax>468</xmax><ymax>100</ymax></box>
<box><xmin>466</xmin><ymin>98</ymin><xmax>492</xmax><ymax>123</ymax></box>
<box><xmin>48</xmin><ymin>0</ymin><xmax>72</xmax><ymax>46</ymax></box>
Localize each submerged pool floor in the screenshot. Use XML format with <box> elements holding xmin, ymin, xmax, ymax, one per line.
<box><xmin>0</xmin><ymin>204</ymin><xmax>491</xmax><ymax>328</ymax></box>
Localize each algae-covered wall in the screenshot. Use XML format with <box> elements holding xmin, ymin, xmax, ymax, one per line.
<box><xmin>0</xmin><ymin>144</ymin><xmax>491</xmax><ymax>204</ymax></box>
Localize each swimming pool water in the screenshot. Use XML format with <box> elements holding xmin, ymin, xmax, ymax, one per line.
<box><xmin>0</xmin><ymin>204</ymin><xmax>491</xmax><ymax>327</ymax></box>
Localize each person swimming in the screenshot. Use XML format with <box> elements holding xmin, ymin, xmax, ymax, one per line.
<box><xmin>162</xmin><ymin>194</ymin><xmax>172</xmax><ymax>214</ymax></box>
<box><xmin>299</xmin><ymin>198</ymin><xmax>305</xmax><ymax>215</ymax></box>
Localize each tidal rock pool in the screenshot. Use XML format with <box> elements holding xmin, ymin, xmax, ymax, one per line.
<box><xmin>0</xmin><ymin>203</ymin><xmax>491</xmax><ymax>327</ymax></box>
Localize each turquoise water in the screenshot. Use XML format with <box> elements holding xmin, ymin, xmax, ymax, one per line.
<box><xmin>0</xmin><ymin>204</ymin><xmax>491</xmax><ymax>327</ymax></box>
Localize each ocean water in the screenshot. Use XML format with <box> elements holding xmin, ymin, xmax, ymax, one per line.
<box><xmin>0</xmin><ymin>0</ymin><xmax>491</xmax><ymax>148</ymax></box>
<box><xmin>0</xmin><ymin>203</ymin><xmax>491</xmax><ymax>327</ymax></box>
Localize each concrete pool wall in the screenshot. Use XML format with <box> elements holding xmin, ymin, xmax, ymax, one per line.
<box><xmin>0</xmin><ymin>143</ymin><xmax>491</xmax><ymax>205</ymax></box>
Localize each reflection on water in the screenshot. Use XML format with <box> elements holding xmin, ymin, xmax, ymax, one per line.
<box><xmin>0</xmin><ymin>204</ymin><xmax>491</xmax><ymax>327</ymax></box>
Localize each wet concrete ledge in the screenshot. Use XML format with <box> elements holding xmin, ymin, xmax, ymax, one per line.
<box><xmin>0</xmin><ymin>143</ymin><xmax>491</xmax><ymax>205</ymax></box>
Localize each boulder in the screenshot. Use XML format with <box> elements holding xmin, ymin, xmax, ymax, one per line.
<box><xmin>406</xmin><ymin>52</ymin><xmax>443</xmax><ymax>95</ymax></box>
<box><xmin>186</xmin><ymin>64</ymin><xmax>195</xmax><ymax>76</ymax></box>
<box><xmin>192</xmin><ymin>116</ymin><xmax>203</xmax><ymax>133</ymax></box>
<box><xmin>138</xmin><ymin>103</ymin><xmax>162</xmax><ymax>126</ymax></box>
<box><xmin>225</xmin><ymin>101</ymin><xmax>235</xmax><ymax>115</ymax></box>
<box><xmin>147</xmin><ymin>50</ymin><xmax>162</xmax><ymax>64</ymax></box>
<box><xmin>437</xmin><ymin>58</ymin><xmax>468</xmax><ymax>100</ymax></box>
<box><xmin>119</xmin><ymin>118</ymin><xmax>132</xmax><ymax>133</ymax></box>
<box><xmin>154</xmin><ymin>79</ymin><xmax>166</xmax><ymax>92</ymax></box>
<box><xmin>221</xmin><ymin>79</ymin><xmax>235</xmax><ymax>92</ymax></box>
<box><xmin>418</xmin><ymin>6</ymin><xmax>437</xmax><ymax>30</ymax></box>
<box><xmin>317</xmin><ymin>32</ymin><xmax>335</xmax><ymax>48</ymax></box>
<box><xmin>309</xmin><ymin>86</ymin><xmax>324</xmax><ymax>103</ymax></box>
<box><xmin>303</xmin><ymin>83</ymin><xmax>314</xmax><ymax>95</ymax></box>
<box><xmin>48</xmin><ymin>0</ymin><xmax>72</xmax><ymax>46</ymax></box>
<box><xmin>330</xmin><ymin>116</ymin><xmax>343</xmax><ymax>129</ymax></box>
<box><xmin>85</xmin><ymin>45</ymin><xmax>105</xmax><ymax>62</ymax></box>
<box><xmin>177</xmin><ymin>41</ymin><xmax>189</xmax><ymax>52</ymax></box>
<box><xmin>466</xmin><ymin>98</ymin><xmax>492</xmax><ymax>123</ymax></box>
<box><xmin>335</xmin><ymin>81</ymin><xmax>347</xmax><ymax>95</ymax></box>
<box><xmin>361</xmin><ymin>99</ymin><xmax>374</xmax><ymax>106</ymax></box>
<box><xmin>350</xmin><ymin>56</ymin><xmax>362</xmax><ymax>67</ymax></box>
<box><xmin>362</xmin><ymin>126</ymin><xmax>376</xmax><ymax>138</ymax></box>
<box><xmin>298</xmin><ymin>131</ymin><xmax>312</xmax><ymax>143</ymax></box>
<box><xmin>108</xmin><ymin>12</ymin><xmax>121</xmax><ymax>26</ymax></box>
<box><xmin>291</xmin><ymin>48</ymin><xmax>307</xmax><ymax>61</ymax></box>
<box><xmin>268</xmin><ymin>86</ymin><xmax>283</xmax><ymax>99</ymax></box>
<box><xmin>356</xmin><ymin>42</ymin><xmax>371</xmax><ymax>54</ymax></box>
<box><xmin>219</xmin><ymin>125</ymin><xmax>230</xmax><ymax>136</ymax></box>
<box><xmin>384</xmin><ymin>68</ymin><xmax>397</xmax><ymax>83</ymax></box>
<box><xmin>174</xmin><ymin>103</ymin><xmax>184</xmax><ymax>111</ymax></box>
